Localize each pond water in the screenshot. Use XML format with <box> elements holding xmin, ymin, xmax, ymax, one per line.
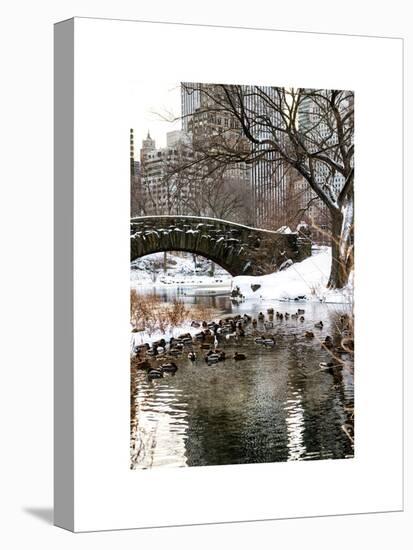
<box><xmin>130</xmin><ymin>287</ymin><xmax>354</xmax><ymax>469</ymax></box>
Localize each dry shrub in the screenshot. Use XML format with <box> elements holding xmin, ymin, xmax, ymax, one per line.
<box><xmin>130</xmin><ymin>289</ymin><xmax>218</xmax><ymax>335</ymax></box>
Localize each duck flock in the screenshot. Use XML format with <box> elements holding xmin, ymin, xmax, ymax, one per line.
<box><xmin>131</xmin><ymin>308</ymin><xmax>353</xmax><ymax>381</ymax></box>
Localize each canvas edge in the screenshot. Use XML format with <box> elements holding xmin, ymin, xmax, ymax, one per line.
<box><xmin>53</xmin><ymin>17</ymin><xmax>75</xmax><ymax>532</ymax></box>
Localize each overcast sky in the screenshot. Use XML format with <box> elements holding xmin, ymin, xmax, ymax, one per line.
<box><xmin>129</xmin><ymin>80</ymin><xmax>182</xmax><ymax>154</ymax></box>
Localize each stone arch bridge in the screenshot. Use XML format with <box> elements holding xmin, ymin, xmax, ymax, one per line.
<box><xmin>131</xmin><ymin>216</ymin><xmax>311</xmax><ymax>277</ymax></box>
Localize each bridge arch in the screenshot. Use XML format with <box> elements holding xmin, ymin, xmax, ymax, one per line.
<box><xmin>130</xmin><ymin>215</ymin><xmax>310</xmax><ymax>277</ymax></box>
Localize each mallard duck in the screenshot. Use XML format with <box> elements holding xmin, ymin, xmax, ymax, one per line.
<box><xmin>161</xmin><ymin>362</ymin><xmax>178</xmax><ymax>374</ymax></box>
<box><xmin>234</xmin><ymin>352</ymin><xmax>247</xmax><ymax>361</ymax></box>
<box><xmin>205</xmin><ymin>353</ymin><xmax>220</xmax><ymax>364</ymax></box>
<box><xmin>263</xmin><ymin>337</ymin><xmax>276</xmax><ymax>347</ymax></box>
<box><xmin>323</xmin><ymin>335</ymin><xmax>333</xmax><ymax>348</ymax></box>
<box><xmin>169</xmin><ymin>348</ymin><xmax>182</xmax><ymax>357</ymax></box>
<box><xmin>315</xmin><ymin>321</ymin><xmax>324</xmax><ymax>329</ymax></box>
<box><xmin>135</xmin><ymin>360</ymin><xmax>151</xmax><ymax>370</ymax></box>
<box><xmin>147</xmin><ymin>369</ymin><xmax>163</xmax><ymax>380</ymax></box>
<box><xmin>299</xmin><ymin>316</ymin><xmax>305</xmax><ymax>322</ymax></box>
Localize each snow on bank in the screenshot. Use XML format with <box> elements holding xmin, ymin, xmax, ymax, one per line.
<box><xmin>232</xmin><ymin>247</ymin><xmax>353</xmax><ymax>304</ymax></box>
<box><xmin>130</xmin><ymin>252</ymin><xmax>232</xmax><ymax>289</ymax></box>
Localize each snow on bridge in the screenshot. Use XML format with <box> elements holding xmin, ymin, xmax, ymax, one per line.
<box><xmin>130</xmin><ymin>215</ymin><xmax>311</xmax><ymax>276</ymax></box>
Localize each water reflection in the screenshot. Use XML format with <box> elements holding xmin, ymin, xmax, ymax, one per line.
<box><xmin>131</xmin><ymin>287</ymin><xmax>354</xmax><ymax>469</ymax></box>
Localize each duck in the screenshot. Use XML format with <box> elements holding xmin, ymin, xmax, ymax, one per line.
<box><xmin>315</xmin><ymin>321</ymin><xmax>324</xmax><ymax>329</ymax></box>
<box><xmin>258</xmin><ymin>312</ymin><xmax>265</xmax><ymax>321</ymax></box>
<box><xmin>205</xmin><ymin>353</ymin><xmax>220</xmax><ymax>364</ymax></box>
<box><xmin>285</xmin><ymin>312</ymin><xmax>290</xmax><ymax>320</ymax></box>
<box><xmin>323</xmin><ymin>335</ymin><xmax>333</xmax><ymax>348</ymax></box>
<box><xmin>319</xmin><ymin>362</ymin><xmax>342</xmax><ymax>375</ymax></box>
<box><xmin>297</xmin><ymin>309</ymin><xmax>305</xmax><ymax>315</ymax></box>
<box><xmin>263</xmin><ymin>337</ymin><xmax>276</xmax><ymax>347</ymax></box>
<box><xmin>147</xmin><ymin>368</ymin><xmax>163</xmax><ymax>380</ymax></box>
<box><xmin>264</xmin><ymin>321</ymin><xmax>274</xmax><ymax>329</ymax></box>
<box><xmin>267</xmin><ymin>308</ymin><xmax>274</xmax><ymax>315</ymax></box>
<box><xmin>252</xmin><ymin>319</ymin><xmax>258</xmax><ymax>327</ymax></box>
<box><xmin>168</xmin><ymin>348</ymin><xmax>182</xmax><ymax>357</ymax></box>
<box><xmin>234</xmin><ymin>352</ymin><xmax>247</xmax><ymax>361</ymax></box>
<box><xmin>134</xmin><ymin>343</ymin><xmax>150</xmax><ymax>354</ymax></box>
<box><xmin>291</xmin><ymin>313</ymin><xmax>298</xmax><ymax>320</ymax></box>
<box><xmin>254</xmin><ymin>337</ymin><xmax>265</xmax><ymax>345</ymax></box>
<box><xmin>299</xmin><ymin>316</ymin><xmax>305</xmax><ymax>322</ymax></box>
<box><xmin>188</xmin><ymin>351</ymin><xmax>196</xmax><ymax>361</ymax></box>
<box><xmin>160</xmin><ymin>362</ymin><xmax>178</xmax><ymax>374</ymax></box>
<box><xmin>178</xmin><ymin>332</ymin><xmax>192</xmax><ymax>340</ymax></box>
<box><xmin>135</xmin><ymin>359</ymin><xmax>151</xmax><ymax>370</ymax></box>
<box><xmin>190</xmin><ymin>320</ymin><xmax>201</xmax><ymax>328</ymax></box>
<box><xmin>305</xmin><ymin>331</ymin><xmax>314</xmax><ymax>338</ymax></box>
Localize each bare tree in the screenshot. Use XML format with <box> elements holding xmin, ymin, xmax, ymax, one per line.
<box><xmin>172</xmin><ymin>84</ymin><xmax>353</xmax><ymax>289</ymax></box>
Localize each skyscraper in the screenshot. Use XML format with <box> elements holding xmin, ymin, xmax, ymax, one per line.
<box><xmin>181</xmin><ymin>82</ymin><xmax>286</xmax><ymax>229</ymax></box>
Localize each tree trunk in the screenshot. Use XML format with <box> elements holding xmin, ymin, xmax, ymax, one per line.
<box><xmin>327</xmin><ymin>196</ymin><xmax>354</xmax><ymax>289</ymax></box>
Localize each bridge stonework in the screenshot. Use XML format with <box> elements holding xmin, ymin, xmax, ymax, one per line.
<box><xmin>131</xmin><ymin>216</ymin><xmax>311</xmax><ymax>277</ymax></box>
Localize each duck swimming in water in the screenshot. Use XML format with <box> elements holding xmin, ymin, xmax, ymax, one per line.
<box><xmin>315</xmin><ymin>321</ymin><xmax>324</xmax><ymax>329</ymax></box>
<box><xmin>161</xmin><ymin>362</ymin><xmax>178</xmax><ymax>374</ymax></box>
<box><xmin>323</xmin><ymin>335</ymin><xmax>333</xmax><ymax>348</ymax></box>
<box><xmin>147</xmin><ymin>368</ymin><xmax>163</xmax><ymax>380</ymax></box>
<box><xmin>263</xmin><ymin>337</ymin><xmax>276</xmax><ymax>347</ymax></box>
<box><xmin>234</xmin><ymin>352</ymin><xmax>247</xmax><ymax>361</ymax></box>
<box><xmin>205</xmin><ymin>353</ymin><xmax>220</xmax><ymax>364</ymax></box>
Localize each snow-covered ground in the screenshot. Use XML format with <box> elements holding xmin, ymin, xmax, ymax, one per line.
<box><xmin>130</xmin><ymin>252</ymin><xmax>232</xmax><ymax>288</ymax></box>
<box><xmin>232</xmin><ymin>246</ymin><xmax>353</xmax><ymax>304</ymax></box>
<box><xmin>130</xmin><ymin>248</ymin><xmax>353</xmax><ymax>304</ymax></box>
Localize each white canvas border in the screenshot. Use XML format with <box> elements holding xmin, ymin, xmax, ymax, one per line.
<box><xmin>65</xmin><ymin>17</ymin><xmax>403</xmax><ymax>532</ymax></box>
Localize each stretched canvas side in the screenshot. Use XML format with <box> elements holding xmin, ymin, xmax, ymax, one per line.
<box><xmin>53</xmin><ymin>17</ymin><xmax>75</xmax><ymax>532</ymax></box>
